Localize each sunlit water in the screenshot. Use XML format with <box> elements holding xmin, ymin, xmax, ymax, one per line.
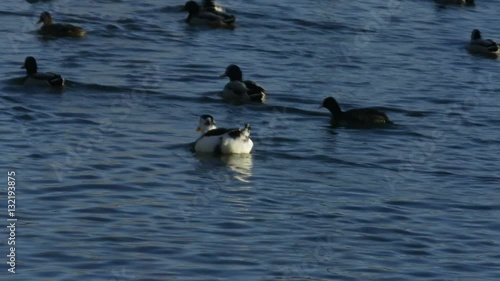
<box><xmin>1</xmin><ymin>0</ymin><xmax>500</xmax><ymax>280</ymax></box>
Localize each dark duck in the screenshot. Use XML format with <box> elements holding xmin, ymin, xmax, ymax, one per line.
<box><xmin>37</xmin><ymin>11</ymin><xmax>86</xmax><ymax>38</ymax></box>
<box><xmin>320</xmin><ymin>97</ymin><xmax>390</xmax><ymax>127</ymax></box>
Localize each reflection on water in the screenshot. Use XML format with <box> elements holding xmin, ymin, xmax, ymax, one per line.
<box><xmin>194</xmin><ymin>153</ymin><xmax>253</xmax><ymax>183</ymax></box>
<box><xmin>221</xmin><ymin>154</ymin><xmax>253</xmax><ymax>182</ymax></box>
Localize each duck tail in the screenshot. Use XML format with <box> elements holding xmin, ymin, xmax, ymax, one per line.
<box><xmin>488</xmin><ymin>42</ymin><xmax>499</xmax><ymax>52</ymax></box>
<box><xmin>249</xmin><ymin>92</ymin><xmax>266</xmax><ymax>103</ymax></box>
<box><xmin>241</xmin><ymin>123</ymin><xmax>251</xmax><ymax>137</ymax></box>
<box><xmin>223</xmin><ymin>15</ymin><xmax>236</xmax><ymax>24</ymax></box>
<box><xmin>49</xmin><ymin>75</ymin><xmax>65</xmax><ymax>87</ymax></box>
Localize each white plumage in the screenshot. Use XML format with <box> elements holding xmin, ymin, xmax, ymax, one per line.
<box><xmin>194</xmin><ymin>115</ymin><xmax>254</xmax><ymax>154</ymax></box>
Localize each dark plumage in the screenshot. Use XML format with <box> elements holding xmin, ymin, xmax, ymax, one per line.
<box><xmin>470</xmin><ymin>29</ymin><xmax>499</xmax><ymax>52</ymax></box>
<box><xmin>37</xmin><ymin>11</ymin><xmax>86</xmax><ymax>38</ymax></box>
<box><xmin>434</xmin><ymin>0</ymin><xmax>474</xmax><ymax>6</ymax></box>
<box><xmin>204</xmin><ymin>127</ymin><xmax>237</xmax><ymax>137</ymax></box>
<box><xmin>184</xmin><ymin>1</ymin><xmax>235</xmax><ymax>28</ymax></box>
<box><xmin>320</xmin><ymin>97</ymin><xmax>390</xmax><ymax>126</ymax></box>
<box><xmin>221</xmin><ymin>64</ymin><xmax>267</xmax><ymax>103</ymax></box>
<box><xmin>21</xmin><ymin>56</ymin><xmax>64</xmax><ymax>87</ymax></box>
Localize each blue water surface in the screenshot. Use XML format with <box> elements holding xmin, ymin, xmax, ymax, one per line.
<box><xmin>1</xmin><ymin>0</ymin><xmax>500</xmax><ymax>280</ymax></box>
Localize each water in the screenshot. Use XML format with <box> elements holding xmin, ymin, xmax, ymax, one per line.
<box><xmin>1</xmin><ymin>0</ymin><xmax>500</xmax><ymax>280</ymax></box>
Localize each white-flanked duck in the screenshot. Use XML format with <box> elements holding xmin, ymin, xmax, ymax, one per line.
<box><xmin>220</xmin><ymin>64</ymin><xmax>267</xmax><ymax>103</ymax></box>
<box><xmin>320</xmin><ymin>97</ymin><xmax>390</xmax><ymax>127</ymax></box>
<box><xmin>194</xmin><ymin>115</ymin><xmax>253</xmax><ymax>154</ymax></box>
<box><xmin>21</xmin><ymin>56</ymin><xmax>64</xmax><ymax>87</ymax></box>
<box><xmin>37</xmin><ymin>11</ymin><xmax>86</xmax><ymax>38</ymax></box>
<box><xmin>434</xmin><ymin>0</ymin><xmax>474</xmax><ymax>6</ymax></box>
<box><xmin>183</xmin><ymin>1</ymin><xmax>235</xmax><ymax>29</ymax></box>
<box><xmin>466</xmin><ymin>29</ymin><xmax>499</xmax><ymax>58</ymax></box>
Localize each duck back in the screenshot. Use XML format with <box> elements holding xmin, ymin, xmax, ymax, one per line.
<box><xmin>40</xmin><ymin>24</ymin><xmax>86</xmax><ymax>38</ymax></box>
<box><xmin>343</xmin><ymin>108</ymin><xmax>390</xmax><ymax>125</ymax></box>
<box><xmin>24</xmin><ymin>72</ymin><xmax>64</xmax><ymax>87</ymax></box>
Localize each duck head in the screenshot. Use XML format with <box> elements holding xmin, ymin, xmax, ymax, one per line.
<box><xmin>471</xmin><ymin>29</ymin><xmax>482</xmax><ymax>40</ymax></box>
<box><xmin>21</xmin><ymin>56</ymin><xmax>38</xmax><ymax>75</ymax></box>
<box><xmin>220</xmin><ymin>64</ymin><xmax>243</xmax><ymax>81</ymax></box>
<box><xmin>184</xmin><ymin>1</ymin><xmax>201</xmax><ymax>14</ymax></box>
<box><xmin>320</xmin><ymin>97</ymin><xmax>342</xmax><ymax>116</ymax></box>
<box><xmin>196</xmin><ymin>114</ymin><xmax>217</xmax><ymax>133</ymax></box>
<box><xmin>37</xmin><ymin>11</ymin><xmax>53</xmax><ymax>25</ymax></box>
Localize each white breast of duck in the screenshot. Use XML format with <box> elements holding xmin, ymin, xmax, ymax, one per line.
<box><xmin>194</xmin><ymin>115</ymin><xmax>254</xmax><ymax>154</ymax></box>
<box><xmin>222</xmin><ymin>81</ymin><xmax>251</xmax><ymax>101</ymax></box>
<box><xmin>221</xmin><ymin>64</ymin><xmax>266</xmax><ymax>103</ymax></box>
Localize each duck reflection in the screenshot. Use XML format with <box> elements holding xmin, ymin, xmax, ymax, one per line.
<box><xmin>221</xmin><ymin>154</ymin><xmax>253</xmax><ymax>182</ymax></box>
<box><xmin>194</xmin><ymin>153</ymin><xmax>253</xmax><ymax>183</ymax></box>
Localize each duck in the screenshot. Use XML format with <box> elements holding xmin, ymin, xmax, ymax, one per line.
<box><xmin>320</xmin><ymin>97</ymin><xmax>390</xmax><ymax>127</ymax></box>
<box><xmin>466</xmin><ymin>29</ymin><xmax>499</xmax><ymax>58</ymax></box>
<box><xmin>434</xmin><ymin>0</ymin><xmax>474</xmax><ymax>6</ymax></box>
<box><xmin>21</xmin><ymin>56</ymin><xmax>64</xmax><ymax>87</ymax></box>
<box><xmin>37</xmin><ymin>11</ymin><xmax>86</xmax><ymax>38</ymax></box>
<box><xmin>194</xmin><ymin>115</ymin><xmax>254</xmax><ymax>154</ymax></box>
<box><xmin>183</xmin><ymin>1</ymin><xmax>235</xmax><ymax>29</ymax></box>
<box><xmin>220</xmin><ymin>64</ymin><xmax>267</xmax><ymax>103</ymax></box>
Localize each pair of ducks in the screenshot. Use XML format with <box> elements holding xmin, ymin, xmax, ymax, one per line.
<box><xmin>194</xmin><ymin>98</ymin><xmax>391</xmax><ymax>154</ymax></box>
<box><xmin>36</xmin><ymin>1</ymin><xmax>232</xmax><ymax>34</ymax></box>
<box><xmin>20</xmin><ymin>56</ymin><xmax>265</xmax><ymax>103</ymax></box>
<box><xmin>21</xmin><ymin>11</ymin><xmax>84</xmax><ymax>85</ymax></box>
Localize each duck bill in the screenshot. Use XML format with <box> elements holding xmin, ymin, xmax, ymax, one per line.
<box><xmin>36</xmin><ymin>18</ymin><xmax>43</xmax><ymax>24</ymax></box>
<box><xmin>219</xmin><ymin>72</ymin><xmax>227</xmax><ymax>78</ymax></box>
<box><xmin>196</xmin><ymin>127</ymin><xmax>201</xmax><ymax>132</ymax></box>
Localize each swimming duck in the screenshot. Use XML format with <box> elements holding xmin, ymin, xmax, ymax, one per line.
<box><xmin>184</xmin><ymin>1</ymin><xmax>235</xmax><ymax>29</ymax></box>
<box><xmin>194</xmin><ymin>115</ymin><xmax>254</xmax><ymax>154</ymax></box>
<box><xmin>21</xmin><ymin>56</ymin><xmax>64</xmax><ymax>87</ymax></box>
<box><xmin>434</xmin><ymin>0</ymin><xmax>474</xmax><ymax>6</ymax></box>
<box><xmin>220</xmin><ymin>64</ymin><xmax>267</xmax><ymax>103</ymax></box>
<box><xmin>37</xmin><ymin>11</ymin><xmax>86</xmax><ymax>38</ymax></box>
<box><xmin>466</xmin><ymin>29</ymin><xmax>499</xmax><ymax>58</ymax></box>
<box><xmin>320</xmin><ymin>97</ymin><xmax>390</xmax><ymax>127</ymax></box>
